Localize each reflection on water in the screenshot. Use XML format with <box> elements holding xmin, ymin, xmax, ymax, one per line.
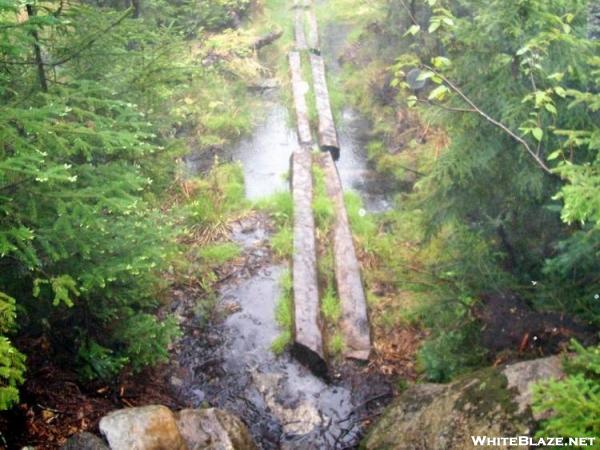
<box><xmin>185</xmin><ymin>88</ymin><xmax>392</xmax><ymax>211</ymax></box>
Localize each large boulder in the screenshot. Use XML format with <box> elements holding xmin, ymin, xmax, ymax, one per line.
<box><xmin>176</xmin><ymin>408</ymin><xmax>258</xmax><ymax>450</ymax></box>
<box><xmin>98</xmin><ymin>405</ymin><xmax>257</xmax><ymax>450</ymax></box>
<box><xmin>362</xmin><ymin>356</ymin><xmax>564</xmax><ymax>450</ymax></box>
<box><xmin>99</xmin><ymin>405</ymin><xmax>187</xmax><ymax>450</ymax></box>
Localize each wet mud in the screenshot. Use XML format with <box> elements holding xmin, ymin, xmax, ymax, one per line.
<box><xmin>171</xmin><ymin>214</ymin><xmax>392</xmax><ymax>449</ymax></box>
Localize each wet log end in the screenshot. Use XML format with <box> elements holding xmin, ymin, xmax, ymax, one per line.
<box><xmin>291</xmin><ymin>342</ymin><xmax>328</xmax><ymax>378</ymax></box>
<box><xmin>291</xmin><ymin>150</ymin><xmax>326</xmax><ymax>374</ymax></box>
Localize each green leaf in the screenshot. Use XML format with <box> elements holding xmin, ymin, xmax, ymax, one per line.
<box><xmin>554</xmin><ymin>86</ymin><xmax>567</xmax><ymax>98</ymax></box>
<box><xmin>428</xmin><ymin>20</ymin><xmax>441</xmax><ymax>33</ymax></box>
<box><xmin>432</xmin><ymin>56</ymin><xmax>451</xmax><ymax>68</ymax></box>
<box><xmin>516</xmin><ymin>46</ymin><xmax>529</xmax><ymax>56</ymax></box>
<box><xmin>428</xmin><ymin>85</ymin><xmax>449</xmax><ymax>101</ymax></box>
<box><xmin>532</xmin><ymin>127</ymin><xmax>544</xmax><ymax>141</ymax></box>
<box><xmin>417</xmin><ymin>71</ymin><xmax>434</xmax><ymax>81</ymax></box>
<box><xmin>403</xmin><ymin>24</ymin><xmax>420</xmax><ymax>37</ymax></box>
<box><xmin>545</xmin><ymin>103</ymin><xmax>557</xmax><ymax>115</ymax></box>
<box><xmin>547</xmin><ymin>150</ymin><xmax>562</xmax><ymax>161</ymax></box>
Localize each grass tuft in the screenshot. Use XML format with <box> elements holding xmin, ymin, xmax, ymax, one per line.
<box><xmin>271</xmin><ymin>227</ymin><xmax>293</xmax><ymax>258</ymax></box>
<box><xmin>272</xmin><ymin>270</ymin><xmax>294</xmax><ymax>353</ymax></box>
<box><xmin>198</xmin><ymin>242</ymin><xmax>241</xmax><ymax>266</ymax></box>
<box><xmin>321</xmin><ymin>285</ymin><xmax>341</xmax><ymax>322</ymax></box>
<box><xmin>328</xmin><ymin>332</ymin><xmax>345</xmax><ymax>355</ymax></box>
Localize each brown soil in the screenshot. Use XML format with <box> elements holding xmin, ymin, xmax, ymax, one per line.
<box><xmin>0</xmin><ymin>337</ymin><xmax>182</xmax><ymax>450</ymax></box>
<box><xmin>475</xmin><ymin>292</ymin><xmax>598</xmax><ymax>365</ymax></box>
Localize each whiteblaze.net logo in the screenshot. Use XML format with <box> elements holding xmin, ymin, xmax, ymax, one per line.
<box><xmin>471</xmin><ymin>436</ymin><xmax>596</xmax><ymax>447</ymax></box>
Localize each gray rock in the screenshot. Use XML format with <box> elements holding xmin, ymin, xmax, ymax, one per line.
<box><xmin>502</xmin><ymin>356</ymin><xmax>564</xmax><ymax>419</ymax></box>
<box><xmin>175</xmin><ymin>408</ymin><xmax>258</xmax><ymax>450</ymax></box>
<box><xmin>362</xmin><ymin>356</ymin><xmax>564</xmax><ymax>450</ymax></box>
<box><xmin>99</xmin><ymin>405</ymin><xmax>186</xmax><ymax>450</ymax></box>
<box><xmin>61</xmin><ymin>432</ymin><xmax>109</xmax><ymax>450</ymax></box>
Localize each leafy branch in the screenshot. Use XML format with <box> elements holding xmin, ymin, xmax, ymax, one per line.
<box><xmin>421</xmin><ymin>64</ymin><xmax>553</xmax><ymax>174</ymax></box>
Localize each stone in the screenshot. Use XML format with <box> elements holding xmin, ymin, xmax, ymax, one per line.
<box><xmin>99</xmin><ymin>405</ymin><xmax>186</xmax><ymax>450</ymax></box>
<box><xmin>170</xmin><ymin>376</ymin><xmax>184</xmax><ymax>387</ymax></box>
<box><xmin>61</xmin><ymin>432</ymin><xmax>109</xmax><ymax>450</ymax></box>
<box><xmin>362</xmin><ymin>356</ymin><xmax>564</xmax><ymax>450</ymax></box>
<box><xmin>175</xmin><ymin>408</ymin><xmax>258</xmax><ymax>450</ymax></box>
<box><xmin>502</xmin><ymin>356</ymin><xmax>564</xmax><ymax>420</ymax></box>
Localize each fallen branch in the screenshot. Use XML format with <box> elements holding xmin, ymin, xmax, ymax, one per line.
<box><xmin>251</xmin><ymin>29</ymin><xmax>283</xmax><ymax>50</ymax></box>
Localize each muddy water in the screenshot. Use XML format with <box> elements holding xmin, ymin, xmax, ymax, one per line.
<box><xmin>320</xmin><ymin>19</ymin><xmax>393</xmax><ymax>213</ymax></box>
<box><xmin>178</xmin><ymin>16</ymin><xmax>393</xmax><ymax>450</ymax></box>
<box><xmin>185</xmin><ymin>88</ymin><xmax>391</xmax><ymax>211</ymax></box>
<box><xmin>177</xmin><ymin>106</ymin><xmax>394</xmax><ymax>446</ymax></box>
<box><xmin>174</xmin><ymin>215</ymin><xmax>390</xmax><ymax>449</ymax></box>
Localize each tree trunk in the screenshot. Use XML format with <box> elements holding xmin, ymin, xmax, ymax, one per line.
<box><xmin>26</xmin><ymin>4</ymin><xmax>48</xmax><ymax>92</ymax></box>
<box><xmin>130</xmin><ymin>0</ymin><xmax>141</xmax><ymax>18</ymax></box>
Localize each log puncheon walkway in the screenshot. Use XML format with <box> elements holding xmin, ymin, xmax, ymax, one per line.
<box><xmin>287</xmin><ymin>0</ymin><xmax>371</xmax><ymax>373</ymax></box>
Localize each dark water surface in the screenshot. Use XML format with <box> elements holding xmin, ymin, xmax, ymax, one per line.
<box><xmin>178</xmin><ymin>18</ymin><xmax>393</xmax><ymax>450</ymax></box>
<box><xmin>185</xmin><ymin>85</ymin><xmax>391</xmax><ymax>211</ymax></box>
<box><xmin>174</xmin><ymin>216</ymin><xmax>390</xmax><ymax>449</ymax></box>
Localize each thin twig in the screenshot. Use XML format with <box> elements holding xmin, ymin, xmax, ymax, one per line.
<box><xmin>422</xmin><ymin>65</ymin><xmax>553</xmax><ymax>174</ymax></box>
<box><xmin>398</xmin><ymin>0</ymin><xmax>418</xmax><ymax>26</ymax></box>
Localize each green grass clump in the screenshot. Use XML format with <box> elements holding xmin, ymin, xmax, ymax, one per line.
<box><xmin>256</xmin><ymin>190</ymin><xmax>294</xmax><ymax>259</ymax></box>
<box><xmin>256</xmin><ymin>190</ymin><xmax>293</xmax><ymax>227</ymax></box>
<box><xmin>321</xmin><ymin>285</ymin><xmax>341</xmax><ymax>323</ymax></box>
<box><xmin>272</xmin><ymin>270</ymin><xmax>294</xmax><ymax>354</ymax></box>
<box><xmin>271</xmin><ymin>227</ymin><xmax>293</xmax><ymax>258</ymax></box>
<box><xmin>188</xmin><ymin>162</ymin><xmax>248</xmax><ymax>229</ymax></box>
<box><xmin>271</xmin><ymin>330</ymin><xmax>292</xmax><ymax>355</ymax></box>
<box><xmin>344</xmin><ymin>191</ymin><xmax>378</xmax><ymax>251</ymax></box>
<box><xmin>312</xmin><ymin>164</ymin><xmax>335</xmax><ymax>228</ymax></box>
<box><xmin>328</xmin><ymin>332</ymin><xmax>345</xmax><ymax>356</ymax></box>
<box><xmin>198</xmin><ymin>242</ymin><xmax>241</xmax><ymax>266</ymax></box>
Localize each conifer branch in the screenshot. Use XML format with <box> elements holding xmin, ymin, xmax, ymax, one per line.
<box><xmin>1</xmin><ymin>8</ymin><xmax>132</xmax><ymax>68</ymax></box>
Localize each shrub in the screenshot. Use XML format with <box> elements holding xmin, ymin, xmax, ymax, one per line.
<box><xmin>533</xmin><ymin>341</ymin><xmax>600</xmax><ymax>440</ymax></box>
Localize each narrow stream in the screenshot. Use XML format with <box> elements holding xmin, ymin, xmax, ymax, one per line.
<box><xmin>178</xmin><ymin>18</ymin><xmax>393</xmax><ymax>450</ymax></box>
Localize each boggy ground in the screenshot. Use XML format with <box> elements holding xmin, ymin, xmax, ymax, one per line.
<box><xmin>170</xmin><ymin>211</ymin><xmax>398</xmax><ymax>450</ymax></box>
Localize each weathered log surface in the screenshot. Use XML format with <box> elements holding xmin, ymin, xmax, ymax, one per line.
<box><xmin>291</xmin><ymin>150</ymin><xmax>326</xmax><ymax>375</ymax></box>
<box><xmin>305</xmin><ymin>9</ymin><xmax>320</xmax><ymax>53</ymax></box>
<box><xmin>294</xmin><ymin>8</ymin><xmax>308</xmax><ymax>50</ymax></box>
<box><xmin>310</xmin><ymin>54</ymin><xmax>340</xmax><ymax>158</ymax></box>
<box><xmin>288</xmin><ymin>52</ymin><xmax>312</xmax><ymax>146</ymax></box>
<box><xmin>318</xmin><ymin>152</ymin><xmax>371</xmax><ymax>360</ymax></box>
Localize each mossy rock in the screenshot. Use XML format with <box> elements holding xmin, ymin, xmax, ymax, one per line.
<box><xmin>362</xmin><ymin>356</ymin><xmax>563</xmax><ymax>450</ymax></box>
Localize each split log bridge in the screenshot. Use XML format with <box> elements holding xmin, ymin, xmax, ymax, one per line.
<box><xmin>287</xmin><ymin>0</ymin><xmax>371</xmax><ymax>375</ymax></box>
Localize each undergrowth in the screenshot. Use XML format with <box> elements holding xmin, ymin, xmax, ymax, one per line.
<box><xmin>272</xmin><ymin>270</ymin><xmax>294</xmax><ymax>354</ymax></box>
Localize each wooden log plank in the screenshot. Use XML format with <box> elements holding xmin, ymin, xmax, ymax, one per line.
<box><xmin>305</xmin><ymin>8</ymin><xmax>320</xmax><ymax>53</ymax></box>
<box><xmin>291</xmin><ymin>150</ymin><xmax>327</xmax><ymax>375</ymax></box>
<box><xmin>288</xmin><ymin>52</ymin><xmax>312</xmax><ymax>146</ymax></box>
<box><xmin>318</xmin><ymin>152</ymin><xmax>371</xmax><ymax>360</ymax></box>
<box><xmin>310</xmin><ymin>54</ymin><xmax>340</xmax><ymax>159</ymax></box>
<box><xmin>294</xmin><ymin>8</ymin><xmax>308</xmax><ymax>50</ymax></box>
